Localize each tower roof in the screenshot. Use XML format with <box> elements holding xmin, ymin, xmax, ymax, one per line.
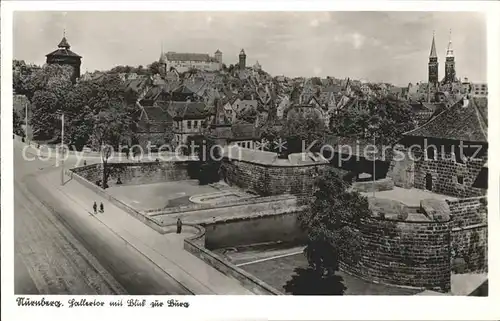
<box><xmin>58</xmin><ymin>36</ymin><xmax>71</xmax><ymax>49</ymax></box>
<box><xmin>446</xmin><ymin>29</ymin><xmax>454</xmax><ymax>58</ymax></box>
<box><xmin>429</xmin><ymin>32</ymin><xmax>437</xmax><ymax>58</ymax></box>
<box><xmin>46</xmin><ymin>35</ymin><xmax>81</xmax><ymax>59</ymax></box>
<box><xmin>215</xmin><ymin>49</ymin><xmax>222</xmax><ymax>54</ymax></box>
<box><xmin>240</xmin><ymin>49</ymin><xmax>246</xmax><ymax>56</ymax></box>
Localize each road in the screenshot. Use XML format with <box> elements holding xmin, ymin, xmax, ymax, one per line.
<box><xmin>13</xmin><ymin>140</ymin><xmax>192</xmax><ymax>295</ymax></box>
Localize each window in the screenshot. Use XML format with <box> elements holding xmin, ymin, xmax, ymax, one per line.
<box><xmin>193</xmin><ymin>120</ymin><xmax>197</xmax><ymax>128</ymax></box>
<box><xmin>187</xmin><ymin>120</ymin><xmax>192</xmax><ymax>129</ymax></box>
<box><xmin>457</xmin><ymin>176</ymin><xmax>464</xmax><ymax>185</ymax></box>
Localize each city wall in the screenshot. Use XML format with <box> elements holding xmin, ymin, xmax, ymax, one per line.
<box><xmin>411</xmin><ymin>148</ymin><xmax>487</xmax><ymax>198</ymax></box>
<box><xmin>448</xmin><ymin>197</ymin><xmax>488</xmax><ymax>273</ymax></box>
<box><xmin>221</xmin><ymin>158</ymin><xmax>327</xmax><ymax>201</ymax></box>
<box><xmin>71</xmin><ymin>161</ymin><xmax>197</xmax><ymax>187</ymax></box>
<box><xmin>340</xmin><ymin>211</ymin><xmax>452</xmax><ymax>292</ymax></box>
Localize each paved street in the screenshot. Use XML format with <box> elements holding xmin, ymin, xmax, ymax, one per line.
<box><xmin>13</xmin><ymin>140</ymin><xmax>192</xmax><ymax>294</ymax></box>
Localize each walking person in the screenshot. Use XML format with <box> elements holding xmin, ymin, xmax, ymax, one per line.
<box><xmin>176</xmin><ymin>218</ymin><xmax>183</xmax><ymax>234</ymax></box>
<box><xmin>93</xmin><ymin>201</ymin><xmax>97</xmax><ymax>215</ymax></box>
<box><xmin>100</xmin><ymin>202</ymin><xmax>104</xmax><ymax>213</ymax></box>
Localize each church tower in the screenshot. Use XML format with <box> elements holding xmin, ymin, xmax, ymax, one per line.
<box><xmin>159</xmin><ymin>42</ymin><xmax>167</xmax><ymax>75</ymax></box>
<box><xmin>428</xmin><ymin>31</ymin><xmax>439</xmax><ymax>85</ymax></box>
<box><xmin>444</xmin><ymin>30</ymin><xmax>456</xmax><ymax>84</ymax></box>
<box><xmin>239</xmin><ymin>49</ymin><xmax>246</xmax><ymax>70</ymax></box>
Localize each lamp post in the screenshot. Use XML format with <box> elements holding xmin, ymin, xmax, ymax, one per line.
<box><xmin>25</xmin><ymin>102</ymin><xmax>28</xmax><ymax>143</ymax></box>
<box><xmin>60</xmin><ymin>113</ymin><xmax>65</xmax><ymax>185</ymax></box>
<box><xmin>368</xmin><ymin>122</ymin><xmax>378</xmax><ymax>198</ymax></box>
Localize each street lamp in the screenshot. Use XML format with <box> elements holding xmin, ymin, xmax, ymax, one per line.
<box><xmin>60</xmin><ymin>113</ymin><xmax>65</xmax><ymax>185</ymax></box>
<box><xmin>368</xmin><ymin>122</ymin><xmax>379</xmax><ymax>198</ymax></box>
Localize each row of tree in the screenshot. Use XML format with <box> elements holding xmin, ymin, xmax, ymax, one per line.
<box><xmin>15</xmin><ymin>63</ymin><xmax>137</xmax><ymax>151</ymax></box>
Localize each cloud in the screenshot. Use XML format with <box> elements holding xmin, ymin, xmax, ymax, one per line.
<box><xmin>351</xmin><ymin>33</ymin><xmax>366</xmax><ymax>49</ymax></box>
<box><xmin>13</xmin><ymin>11</ymin><xmax>486</xmax><ymax>86</ymax></box>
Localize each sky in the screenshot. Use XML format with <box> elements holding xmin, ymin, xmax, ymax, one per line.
<box><xmin>13</xmin><ymin>11</ymin><xmax>486</xmax><ymax>86</ymax></box>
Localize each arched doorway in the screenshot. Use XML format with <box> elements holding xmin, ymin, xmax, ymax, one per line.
<box><xmin>425</xmin><ymin>173</ymin><xmax>433</xmax><ymax>191</ymax></box>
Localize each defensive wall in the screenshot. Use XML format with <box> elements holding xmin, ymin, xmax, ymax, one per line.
<box><xmin>68</xmin><ymin>149</ymin><xmax>487</xmax><ymax>294</ymax></box>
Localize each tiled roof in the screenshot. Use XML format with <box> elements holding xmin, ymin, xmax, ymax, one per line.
<box><xmin>58</xmin><ymin>37</ymin><xmax>71</xmax><ymax>48</ymax></box>
<box><xmin>404</xmin><ymin>98</ymin><xmax>487</xmax><ymax>143</ymax></box>
<box><xmin>46</xmin><ymin>48</ymin><xmax>82</xmax><ymax>58</ymax></box>
<box><xmin>165</xmin><ymin>52</ymin><xmax>212</xmax><ymax>62</ymax></box>
<box><xmin>124</xmin><ymin>78</ymin><xmax>148</xmax><ymax>92</ymax></box>
<box><xmin>324</xmin><ymin>85</ymin><xmax>342</xmax><ymax>93</ymax></box>
<box><xmin>141</xmin><ymin>107</ymin><xmax>172</xmax><ymax>122</ymax></box>
<box><xmin>168</xmin><ymin>101</ymin><xmax>207</xmax><ymax>120</ymax></box>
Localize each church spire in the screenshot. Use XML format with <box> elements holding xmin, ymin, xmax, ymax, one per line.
<box><xmin>429</xmin><ymin>30</ymin><xmax>437</xmax><ymax>58</ymax></box>
<box><xmin>159</xmin><ymin>41</ymin><xmax>166</xmax><ymax>64</ymax></box>
<box><xmin>446</xmin><ymin>29</ymin><xmax>454</xmax><ymax>58</ymax></box>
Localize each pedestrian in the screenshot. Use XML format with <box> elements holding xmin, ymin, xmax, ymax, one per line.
<box><xmin>100</xmin><ymin>202</ymin><xmax>104</xmax><ymax>213</ymax></box>
<box><xmin>176</xmin><ymin>218</ymin><xmax>183</xmax><ymax>234</ymax></box>
<box><xmin>83</xmin><ymin>160</ymin><xmax>87</xmax><ymax>166</ymax></box>
<box><xmin>93</xmin><ymin>201</ymin><xmax>97</xmax><ymax>215</ymax></box>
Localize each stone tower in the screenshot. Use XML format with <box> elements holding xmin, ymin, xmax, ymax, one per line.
<box><xmin>444</xmin><ymin>30</ymin><xmax>456</xmax><ymax>84</ymax></box>
<box><xmin>214</xmin><ymin>49</ymin><xmax>223</xmax><ymax>64</ymax></box>
<box><xmin>45</xmin><ymin>32</ymin><xmax>82</xmax><ymax>83</ymax></box>
<box><xmin>428</xmin><ymin>32</ymin><xmax>439</xmax><ymax>85</ymax></box>
<box><xmin>239</xmin><ymin>49</ymin><xmax>246</xmax><ymax>70</ymax></box>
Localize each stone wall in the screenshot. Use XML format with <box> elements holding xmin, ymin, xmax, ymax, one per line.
<box><xmin>411</xmin><ymin>148</ymin><xmax>487</xmax><ymax>198</ymax></box>
<box><xmin>149</xmin><ymin>195</ymin><xmax>300</xmax><ymax>227</ymax></box>
<box><xmin>203</xmin><ymin>212</ymin><xmax>306</xmax><ymax>250</ymax></box>
<box><xmin>184</xmin><ymin>228</ymin><xmax>282</xmax><ymax>295</ymax></box>
<box><xmin>222</xmin><ymin>158</ymin><xmax>327</xmax><ymax>200</ymax></box>
<box><xmin>387</xmin><ymin>145</ymin><xmax>415</xmax><ymax>189</ymax></box>
<box><xmin>448</xmin><ymin>197</ymin><xmax>488</xmax><ymax>273</ymax></box>
<box><xmin>341</xmin><ymin>214</ymin><xmax>452</xmax><ymax>292</ymax></box>
<box><xmin>71</xmin><ymin>161</ymin><xmax>197</xmax><ymax>187</ymax></box>
<box><xmin>352</xmin><ymin>178</ymin><xmax>394</xmax><ymax>193</ymax></box>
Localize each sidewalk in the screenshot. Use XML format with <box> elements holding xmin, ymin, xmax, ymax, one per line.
<box><xmin>39</xmin><ymin>169</ymin><xmax>253</xmax><ymax>295</ymax></box>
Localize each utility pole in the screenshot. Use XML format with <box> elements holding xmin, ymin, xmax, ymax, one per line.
<box><xmin>61</xmin><ymin>113</ymin><xmax>65</xmax><ymax>185</ymax></box>
<box><xmin>25</xmin><ymin>102</ymin><xmax>28</xmax><ymax>142</ymax></box>
<box><xmin>372</xmin><ymin>133</ymin><xmax>376</xmax><ymax>198</ymax></box>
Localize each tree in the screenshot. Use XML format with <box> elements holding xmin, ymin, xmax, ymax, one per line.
<box><xmin>13</xmin><ymin>112</ymin><xmax>24</xmax><ymax>136</ymax></box>
<box><xmin>282</xmin><ymin>110</ymin><xmax>326</xmax><ymax>154</ymax></box>
<box><xmin>235</xmin><ymin>107</ymin><xmax>258</xmax><ymax>124</ymax></box>
<box><xmin>284</xmin><ymin>168</ymin><xmax>371</xmax><ymax>295</ymax></box>
<box><xmin>148</xmin><ymin>61</ymin><xmax>163</xmax><ymax>75</ymax></box>
<box><xmin>330</xmin><ymin>96</ymin><xmax>415</xmax><ymax>145</ymax></box>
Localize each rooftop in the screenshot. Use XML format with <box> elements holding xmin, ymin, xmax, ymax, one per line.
<box><xmin>404</xmin><ymin>97</ymin><xmax>488</xmax><ymax>143</ymax></box>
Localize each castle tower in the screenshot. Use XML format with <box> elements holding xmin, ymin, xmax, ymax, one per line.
<box><xmin>45</xmin><ymin>31</ymin><xmax>82</xmax><ymax>83</ymax></box>
<box><xmin>239</xmin><ymin>49</ymin><xmax>246</xmax><ymax>70</ymax></box>
<box><xmin>428</xmin><ymin>31</ymin><xmax>439</xmax><ymax>85</ymax></box>
<box><xmin>444</xmin><ymin>29</ymin><xmax>456</xmax><ymax>84</ymax></box>
<box><xmin>214</xmin><ymin>49</ymin><xmax>223</xmax><ymax>64</ymax></box>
